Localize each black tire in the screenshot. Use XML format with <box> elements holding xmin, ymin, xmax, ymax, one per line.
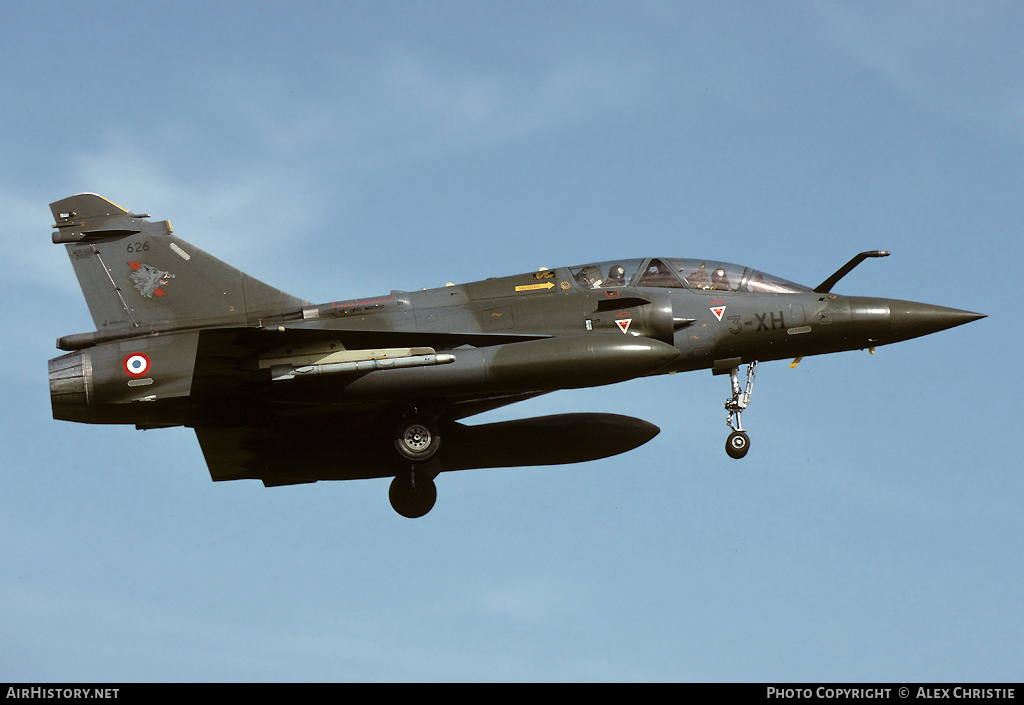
<box><xmin>389</xmin><ymin>472</ymin><xmax>437</xmax><ymax>518</ymax></box>
<box><xmin>725</xmin><ymin>430</ymin><xmax>750</xmax><ymax>459</ymax></box>
<box><xmin>393</xmin><ymin>416</ymin><xmax>441</xmax><ymax>462</ymax></box>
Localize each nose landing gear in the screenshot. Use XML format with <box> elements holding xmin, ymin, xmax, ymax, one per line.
<box><xmin>724</xmin><ymin>361</ymin><xmax>757</xmax><ymax>459</ymax></box>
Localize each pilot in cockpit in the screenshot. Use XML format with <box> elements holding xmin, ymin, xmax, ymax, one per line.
<box><xmin>605</xmin><ymin>264</ymin><xmax>626</xmax><ymax>287</ymax></box>
<box><xmin>711</xmin><ymin>267</ymin><xmax>731</xmax><ymax>290</ymax></box>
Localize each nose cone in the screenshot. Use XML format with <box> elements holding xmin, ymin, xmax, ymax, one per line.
<box><xmin>887</xmin><ymin>300</ymin><xmax>986</xmax><ymax>343</ymax></box>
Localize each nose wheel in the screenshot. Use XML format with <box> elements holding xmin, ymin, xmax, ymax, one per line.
<box><xmin>726</xmin><ymin>430</ymin><xmax>750</xmax><ymax>459</ymax></box>
<box><xmin>724</xmin><ymin>361</ymin><xmax>757</xmax><ymax>459</ymax></box>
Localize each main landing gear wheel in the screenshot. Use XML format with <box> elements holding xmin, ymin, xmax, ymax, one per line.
<box><xmin>393</xmin><ymin>415</ymin><xmax>441</xmax><ymax>462</ymax></box>
<box><xmin>389</xmin><ymin>472</ymin><xmax>437</xmax><ymax>518</ymax></box>
<box><xmin>726</xmin><ymin>430</ymin><xmax>750</xmax><ymax>459</ymax></box>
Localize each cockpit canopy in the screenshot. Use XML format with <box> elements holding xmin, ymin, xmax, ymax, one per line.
<box><xmin>569</xmin><ymin>258</ymin><xmax>811</xmax><ymax>294</ymax></box>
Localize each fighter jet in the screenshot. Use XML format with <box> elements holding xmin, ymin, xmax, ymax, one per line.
<box><xmin>47</xmin><ymin>193</ymin><xmax>985</xmax><ymax>517</ymax></box>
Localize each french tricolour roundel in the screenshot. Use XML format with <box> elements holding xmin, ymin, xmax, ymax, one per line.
<box><xmin>123</xmin><ymin>353</ymin><xmax>151</xmax><ymax>377</ymax></box>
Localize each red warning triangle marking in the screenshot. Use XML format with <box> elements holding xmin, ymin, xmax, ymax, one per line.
<box><xmin>710</xmin><ymin>306</ymin><xmax>726</xmax><ymax>321</ymax></box>
<box><xmin>615</xmin><ymin>318</ymin><xmax>632</xmax><ymax>333</ymax></box>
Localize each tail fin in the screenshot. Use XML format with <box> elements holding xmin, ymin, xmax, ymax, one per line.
<box><xmin>51</xmin><ymin>193</ymin><xmax>304</xmax><ymax>335</ymax></box>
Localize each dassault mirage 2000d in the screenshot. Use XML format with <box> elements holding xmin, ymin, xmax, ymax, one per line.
<box><xmin>47</xmin><ymin>194</ymin><xmax>984</xmax><ymax>517</ymax></box>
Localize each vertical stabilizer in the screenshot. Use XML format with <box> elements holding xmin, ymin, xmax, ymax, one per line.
<box><xmin>50</xmin><ymin>193</ymin><xmax>304</xmax><ymax>334</ymax></box>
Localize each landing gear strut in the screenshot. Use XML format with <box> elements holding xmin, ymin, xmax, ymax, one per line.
<box><xmin>724</xmin><ymin>361</ymin><xmax>757</xmax><ymax>459</ymax></box>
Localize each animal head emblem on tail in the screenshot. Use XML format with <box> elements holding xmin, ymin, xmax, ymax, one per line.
<box><xmin>128</xmin><ymin>262</ymin><xmax>175</xmax><ymax>298</ymax></box>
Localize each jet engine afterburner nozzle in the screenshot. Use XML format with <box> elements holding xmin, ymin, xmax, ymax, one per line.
<box><xmin>49</xmin><ymin>350</ymin><xmax>94</xmax><ymax>423</ymax></box>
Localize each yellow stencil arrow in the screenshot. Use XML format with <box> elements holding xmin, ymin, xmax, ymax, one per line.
<box><xmin>515</xmin><ymin>282</ymin><xmax>555</xmax><ymax>292</ymax></box>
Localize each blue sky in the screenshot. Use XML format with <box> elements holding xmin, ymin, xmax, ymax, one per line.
<box><xmin>1</xmin><ymin>0</ymin><xmax>1020</xmax><ymax>682</ymax></box>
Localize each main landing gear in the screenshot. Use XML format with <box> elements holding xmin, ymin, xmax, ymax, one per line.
<box><xmin>393</xmin><ymin>414</ymin><xmax>441</xmax><ymax>462</ymax></box>
<box><xmin>389</xmin><ymin>413</ymin><xmax>442</xmax><ymax>518</ymax></box>
<box><xmin>724</xmin><ymin>361</ymin><xmax>757</xmax><ymax>459</ymax></box>
<box><xmin>389</xmin><ymin>470</ymin><xmax>437</xmax><ymax>519</ymax></box>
